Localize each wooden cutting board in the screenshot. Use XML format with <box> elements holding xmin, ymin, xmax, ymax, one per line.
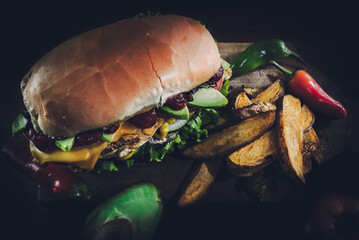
<box><xmin>30</xmin><ymin>42</ymin><xmax>351</xmax><ymax>204</ymax></box>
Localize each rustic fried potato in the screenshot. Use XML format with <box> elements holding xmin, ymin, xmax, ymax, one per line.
<box><xmin>243</xmin><ymin>87</ymin><xmax>263</xmax><ymax>98</ymax></box>
<box><xmin>278</xmin><ymin>95</ymin><xmax>305</xmax><ymax>183</ymax></box>
<box><xmin>301</xmin><ymin>105</ymin><xmax>315</xmax><ymax>132</ymax></box>
<box><xmin>251</xmin><ymin>79</ymin><xmax>285</xmax><ymax>104</ymax></box>
<box><xmin>302</xmin><ymin>127</ymin><xmax>323</xmax><ymax>174</ymax></box>
<box><xmin>227</xmin><ymin>129</ymin><xmax>277</xmax><ymax>177</ymax></box>
<box><xmin>302</xmin><ymin>153</ymin><xmax>312</xmax><ymax>175</ymax></box>
<box><xmin>234</xmin><ymin>92</ymin><xmax>252</xmax><ymax>109</ymax></box>
<box><xmin>182</xmin><ymin>111</ymin><xmax>276</xmax><ymax>159</ymax></box>
<box><xmin>228</xmin><ymin>104</ymin><xmax>316</xmax><ymax>178</ymax></box>
<box><xmin>303</xmin><ymin>127</ymin><xmax>324</xmax><ymax>165</ymax></box>
<box><xmin>233</xmin><ymin>101</ymin><xmax>276</xmax><ymax>121</ymax></box>
<box><xmin>177</xmin><ymin>157</ymin><xmax>223</xmax><ymax>207</ymax></box>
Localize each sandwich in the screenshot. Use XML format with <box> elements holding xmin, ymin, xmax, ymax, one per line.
<box><xmin>11</xmin><ymin>14</ymin><xmax>232</xmax><ymax>173</ymax></box>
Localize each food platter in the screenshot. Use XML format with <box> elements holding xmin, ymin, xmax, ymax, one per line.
<box><xmin>2</xmin><ymin>42</ymin><xmax>348</xmax><ymax>206</ymax></box>
<box><xmin>0</xmin><ymin>42</ymin><xmax>351</xmax><ymax>240</ymax></box>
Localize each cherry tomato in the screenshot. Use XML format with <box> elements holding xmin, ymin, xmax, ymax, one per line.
<box><xmin>2</xmin><ymin>140</ymin><xmax>78</xmax><ymax>199</ymax></box>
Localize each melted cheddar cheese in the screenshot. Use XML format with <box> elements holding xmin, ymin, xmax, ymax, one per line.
<box><xmin>29</xmin><ymin>120</ymin><xmax>163</xmax><ymax>170</ymax></box>
<box><xmin>30</xmin><ymin>141</ymin><xmax>108</xmax><ymax>170</ymax></box>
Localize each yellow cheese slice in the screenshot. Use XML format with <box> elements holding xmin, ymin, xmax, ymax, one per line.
<box><xmin>30</xmin><ymin>141</ymin><xmax>108</xmax><ymax>170</ymax></box>
<box><xmin>29</xmin><ymin>120</ymin><xmax>163</xmax><ymax>170</ymax></box>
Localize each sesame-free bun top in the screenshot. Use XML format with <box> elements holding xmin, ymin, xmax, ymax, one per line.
<box><xmin>21</xmin><ymin>15</ymin><xmax>221</xmax><ymax>137</ymax></box>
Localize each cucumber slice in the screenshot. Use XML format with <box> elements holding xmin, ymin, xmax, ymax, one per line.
<box><xmin>168</xmin><ymin>118</ymin><xmax>189</xmax><ymax>132</ymax></box>
<box><xmin>55</xmin><ymin>137</ymin><xmax>75</xmax><ymax>152</ymax></box>
<box><xmin>188</xmin><ymin>88</ymin><xmax>228</xmax><ymax>108</ymax></box>
<box><xmin>101</xmin><ymin>132</ymin><xmax>116</xmax><ymax>142</ymax></box>
<box><xmin>159</xmin><ymin>105</ymin><xmax>189</xmax><ymax>119</ymax></box>
<box><xmin>83</xmin><ymin>183</ymin><xmax>162</xmax><ymax>240</ymax></box>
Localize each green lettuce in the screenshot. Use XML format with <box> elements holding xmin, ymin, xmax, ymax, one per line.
<box><xmin>220</xmin><ymin>79</ymin><xmax>229</xmax><ymax>97</ymax></box>
<box><xmin>94</xmin><ymin>108</ymin><xmax>220</xmax><ymax>171</ymax></box>
<box><xmin>141</xmin><ymin>108</ymin><xmax>219</xmax><ymax>162</ymax></box>
<box><xmin>95</xmin><ymin>160</ymin><xmax>119</xmax><ymax>173</ymax></box>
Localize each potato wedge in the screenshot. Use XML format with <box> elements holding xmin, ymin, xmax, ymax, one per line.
<box><xmin>182</xmin><ymin>111</ymin><xmax>276</xmax><ymax>159</ymax></box>
<box><xmin>233</xmin><ymin>101</ymin><xmax>276</xmax><ymax>121</ymax></box>
<box><xmin>228</xmin><ymin>105</ymin><xmax>316</xmax><ymax>178</ymax></box>
<box><xmin>227</xmin><ymin>129</ymin><xmax>277</xmax><ymax>177</ymax></box>
<box><xmin>302</xmin><ymin>152</ymin><xmax>312</xmax><ymax>175</ymax></box>
<box><xmin>252</xmin><ymin>79</ymin><xmax>285</xmax><ymax>104</ymax></box>
<box><xmin>278</xmin><ymin>95</ymin><xmax>305</xmax><ymax>182</ymax></box>
<box><xmin>234</xmin><ymin>92</ymin><xmax>252</xmax><ymax>109</ymax></box>
<box><xmin>303</xmin><ymin>127</ymin><xmax>324</xmax><ymax>165</ymax></box>
<box><xmin>243</xmin><ymin>87</ymin><xmax>263</xmax><ymax>98</ymax></box>
<box><xmin>301</xmin><ymin>105</ymin><xmax>315</xmax><ymax>132</ymax></box>
<box><xmin>302</xmin><ymin>127</ymin><xmax>324</xmax><ymax>174</ymax></box>
<box><xmin>177</xmin><ymin>157</ymin><xmax>222</xmax><ymax>207</ymax></box>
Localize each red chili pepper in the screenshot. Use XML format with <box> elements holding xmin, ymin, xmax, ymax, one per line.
<box><xmin>271</xmin><ymin>61</ymin><xmax>347</xmax><ymax>119</ymax></box>
<box><xmin>2</xmin><ymin>140</ymin><xmax>78</xmax><ymax>199</ymax></box>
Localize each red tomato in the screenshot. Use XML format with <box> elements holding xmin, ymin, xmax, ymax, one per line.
<box><xmin>214</xmin><ymin>76</ymin><xmax>224</xmax><ymax>91</ymax></box>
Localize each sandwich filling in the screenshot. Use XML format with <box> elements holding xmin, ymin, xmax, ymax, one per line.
<box><xmin>14</xmin><ymin>63</ymin><xmax>232</xmax><ymax>171</ymax></box>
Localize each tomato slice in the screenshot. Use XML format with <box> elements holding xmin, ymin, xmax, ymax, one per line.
<box><xmin>213</xmin><ymin>76</ymin><xmax>224</xmax><ymax>91</ymax></box>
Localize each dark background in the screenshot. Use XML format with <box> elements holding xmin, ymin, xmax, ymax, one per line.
<box><xmin>0</xmin><ymin>1</ymin><xmax>358</xmax><ymax>239</ymax></box>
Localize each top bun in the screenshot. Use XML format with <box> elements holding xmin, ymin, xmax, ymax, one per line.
<box><xmin>21</xmin><ymin>15</ymin><xmax>221</xmax><ymax>137</ymax></box>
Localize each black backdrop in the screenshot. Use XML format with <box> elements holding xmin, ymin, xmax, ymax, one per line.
<box><xmin>1</xmin><ymin>1</ymin><xmax>358</xmax><ymax>239</ymax></box>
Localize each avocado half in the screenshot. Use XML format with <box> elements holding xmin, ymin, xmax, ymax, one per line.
<box><xmin>83</xmin><ymin>183</ymin><xmax>162</xmax><ymax>240</ymax></box>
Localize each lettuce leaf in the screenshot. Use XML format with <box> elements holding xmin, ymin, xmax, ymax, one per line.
<box><xmin>94</xmin><ymin>108</ymin><xmax>220</xmax><ymax>171</ymax></box>
<box><xmin>95</xmin><ymin>159</ymin><xmax>119</xmax><ymax>173</ymax></box>
<box><xmin>142</xmin><ymin>108</ymin><xmax>219</xmax><ymax>162</ymax></box>
<box><xmin>220</xmin><ymin>79</ymin><xmax>229</xmax><ymax>97</ymax></box>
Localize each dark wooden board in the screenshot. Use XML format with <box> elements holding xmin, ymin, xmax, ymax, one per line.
<box><xmin>0</xmin><ymin>41</ymin><xmax>352</xmax><ymax>240</ymax></box>
<box><xmin>2</xmin><ymin>42</ymin><xmax>349</xmax><ymax>206</ymax></box>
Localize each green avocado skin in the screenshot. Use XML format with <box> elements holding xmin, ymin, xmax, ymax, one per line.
<box><xmin>83</xmin><ymin>183</ymin><xmax>162</xmax><ymax>240</ymax></box>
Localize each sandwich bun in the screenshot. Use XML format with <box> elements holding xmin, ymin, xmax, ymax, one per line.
<box><xmin>21</xmin><ymin>15</ymin><xmax>221</xmax><ymax>137</ymax></box>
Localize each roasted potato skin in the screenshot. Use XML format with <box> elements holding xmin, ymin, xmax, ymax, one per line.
<box><xmin>182</xmin><ymin>111</ymin><xmax>276</xmax><ymax>159</ymax></box>
<box><xmin>227</xmin><ymin>155</ymin><xmax>275</xmax><ymax>177</ymax></box>
<box><xmin>177</xmin><ymin>157</ymin><xmax>223</xmax><ymax>207</ymax></box>
<box><xmin>233</xmin><ymin>101</ymin><xmax>276</xmax><ymax>121</ymax></box>
<box><xmin>234</xmin><ymin>92</ymin><xmax>252</xmax><ymax>109</ymax></box>
<box><xmin>301</xmin><ymin>105</ymin><xmax>315</xmax><ymax>132</ymax></box>
<box><xmin>227</xmin><ymin>129</ymin><xmax>278</xmax><ymax>177</ymax></box>
<box><xmin>303</xmin><ymin>127</ymin><xmax>324</xmax><ymax>165</ymax></box>
<box><xmin>251</xmin><ymin>79</ymin><xmax>285</xmax><ymax>104</ymax></box>
<box><xmin>277</xmin><ymin>95</ymin><xmax>305</xmax><ymax>183</ymax></box>
<box><xmin>242</xmin><ymin>87</ymin><xmax>263</xmax><ymax>98</ymax></box>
